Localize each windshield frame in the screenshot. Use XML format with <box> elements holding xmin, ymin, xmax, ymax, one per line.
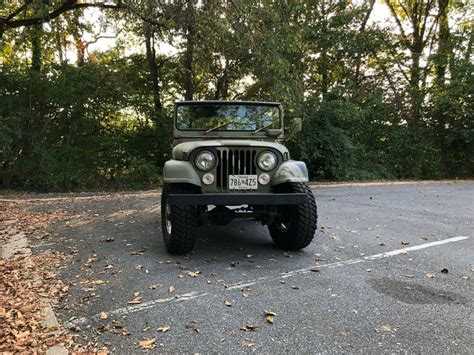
<box><xmin>174</xmin><ymin>101</ymin><xmax>283</xmax><ymax>133</ymax></box>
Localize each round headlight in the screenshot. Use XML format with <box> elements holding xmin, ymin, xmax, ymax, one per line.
<box><xmin>195</xmin><ymin>151</ymin><xmax>216</xmax><ymax>171</ymax></box>
<box><xmin>257</xmin><ymin>151</ymin><xmax>277</xmax><ymax>171</ymax></box>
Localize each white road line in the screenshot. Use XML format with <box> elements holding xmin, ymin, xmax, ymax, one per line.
<box><xmin>64</xmin><ymin>292</ymin><xmax>208</xmax><ymax>327</ymax></box>
<box><xmin>226</xmin><ymin>281</ymin><xmax>258</xmax><ymax>290</ymax></box>
<box><xmin>64</xmin><ymin>235</ymin><xmax>469</xmax><ymax>327</ymax></box>
<box><xmin>228</xmin><ymin>236</ymin><xmax>470</xmax><ymax>284</ymax></box>
<box><xmin>367</xmin><ymin>235</ymin><xmax>469</xmax><ymax>259</ymax></box>
<box><xmin>109</xmin><ymin>292</ymin><xmax>208</xmax><ymax>317</ymax></box>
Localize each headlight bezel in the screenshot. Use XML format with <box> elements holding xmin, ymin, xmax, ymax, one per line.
<box><xmin>195</xmin><ymin>150</ymin><xmax>216</xmax><ymax>171</ymax></box>
<box><xmin>257</xmin><ymin>151</ymin><xmax>278</xmax><ymax>171</ymax></box>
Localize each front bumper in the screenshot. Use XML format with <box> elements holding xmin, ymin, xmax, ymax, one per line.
<box><xmin>168</xmin><ymin>193</ymin><xmax>307</xmax><ymax>206</ymax></box>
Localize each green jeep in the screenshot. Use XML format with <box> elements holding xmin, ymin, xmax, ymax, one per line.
<box><xmin>162</xmin><ymin>101</ymin><xmax>317</xmax><ymax>254</ymax></box>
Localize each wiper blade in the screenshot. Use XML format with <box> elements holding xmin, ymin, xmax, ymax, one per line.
<box><xmin>253</xmin><ymin>122</ymin><xmax>274</xmax><ymax>133</ymax></box>
<box><xmin>205</xmin><ymin>121</ymin><xmax>234</xmax><ymax>133</ymax></box>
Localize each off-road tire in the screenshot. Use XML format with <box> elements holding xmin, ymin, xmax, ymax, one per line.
<box><xmin>268</xmin><ymin>182</ymin><xmax>317</xmax><ymax>250</ymax></box>
<box><xmin>161</xmin><ymin>184</ymin><xmax>198</xmax><ymax>255</ymax></box>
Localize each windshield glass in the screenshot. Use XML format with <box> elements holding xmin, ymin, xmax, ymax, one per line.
<box><xmin>176</xmin><ymin>104</ymin><xmax>281</xmax><ymax>131</ymax></box>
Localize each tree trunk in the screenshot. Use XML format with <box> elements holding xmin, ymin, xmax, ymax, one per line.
<box><xmin>409</xmin><ymin>4</ymin><xmax>423</xmax><ymax>125</ymax></box>
<box><xmin>56</xmin><ymin>32</ymin><xmax>64</xmax><ymax>64</ymax></box>
<box><xmin>144</xmin><ymin>26</ymin><xmax>162</xmax><ymax>117</ymax></box>
<box><xmin>434</xmin><ymin>0</ymin><xmax>450</xmax><ymax>88</ymax></box>
<box><xmin>410</xmin><ymin>47</ymin><xmax>422</xmax><ymax>124</ymax></box>
<box><xmin>184</xmin><ymin>0</ymin><xmax>196</xmax><ymax>101</ymax></box>
<box><xmin>320</xmin><ymin>50</ymin><xmax>329</xmax><ymax>98</ymax></box>
<box><xmin>354</xmin><ymin>0</ymin><xmax>375</xmax><ymax>93</ymax></box>
<box><xmin>214</xmin><ymin>70</ymin><xmax>229</xmax><ymax>100</ymax></box>
<box><xmin>75</xmin><ymin>36</ymin><xmax>86</xmax><ymax>67</ymax></box>
<box><xmin>31</xmin><ymin>24</ymin><xmax>42</xmax><ymax>71</ymax></box>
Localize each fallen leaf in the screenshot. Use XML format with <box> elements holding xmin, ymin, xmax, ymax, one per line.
<box><xmin>138</xmin><ymin>338</ymin><xmax>156</xmax><ymax>349</ymax></box>
<box><xmin>264</xmin><ymin>310</ymin><xmax>276</xmax><ymax>323</ymax></box>
<box><xmin>94</xmin><ymin>280</ymin><xmax>106</xmax><ymax>285</ymax></box>
<box><xmin>128</xmin><ymin>295</ymin><xmax>142</xmax><ymax>304</ymax></box>
<box><xmin>310</xmin><ymin>266</ymin><xmax>321</xmax><ymax>272</ymax></box>
<box><xmin>246</xmin><ymin>254</ymin><xmax>253</xmax><ymax>258</ymax></box>
<box><xmin>184</xmin><ymin>271</ymin><xmax>199</xmax><ymax>278</ymax></box>
<box><xmin>224</xmin><ymin>300</ymin><xmax>233</xmax><ymax>307</ymax></box>
<box><xmin>241</xmin><ymin>342</ymin><xmax>255</xmax><ymax>348</ymax></box>
<box><xmin>15</xmin><ymin>330</ymin><xmax>30</xmax><ymax>339</ymax></box>
<box><xmin>99</xmin><ymin>311</ymin><xmax>108</xmax><ymax>320</ymax></box>
<box><xmin>401</xmin><ymin>241</ymin><xmax>410</xmax><ymax>245</ymax></box>
<box><xmin>158</xmin><ymin>325</ymin><xmax>170</xmax><ymax>333</ymax></box>
<box><xmin>426</xmin><ymin>272</ymin><xmax>436</xmax><ymax>279</ymax></box>
<box><xmin>240</xmin><ymin>324</ymin><xmax>259</xmax><ymax>332</ymax></box>
<box><xmin>185</xmin><ymin>320</ymin><xmax>199</xmax><ymax>332</ymax></box>
<box><xmin>375</xmin><ymin>324</ymin><xmax>397</xmax><ymax>333</ymax></box>
<box><xmin>168</xmin><ymin>286</ymin><xmax>176</xmax><ymax>293</ymax></box>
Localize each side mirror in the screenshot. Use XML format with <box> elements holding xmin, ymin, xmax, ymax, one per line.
<box><xmin>293</xmin><ymin>117</ymin><xmax>302</xmax><ymax>133</ymax></box>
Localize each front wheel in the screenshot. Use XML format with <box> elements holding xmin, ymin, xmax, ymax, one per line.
<box><xmin>268</xmin><ymin>182</ymin><xmax>317</xmax><ymax>250</ymax></box>
<box><xmin>161</xmin><ymin>184</ymin><xmax>198</xmax><ymax>255</ymax></box>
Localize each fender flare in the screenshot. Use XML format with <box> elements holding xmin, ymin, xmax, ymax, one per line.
<box><xmin>271</xmin><ymin>160</ymin><xmax>309</xmax><ymax>186</ymax></box>
<box><xmin>163</xmin><ymin>160</ymin><xmax>201</xmax><ymax>187</ymax></box>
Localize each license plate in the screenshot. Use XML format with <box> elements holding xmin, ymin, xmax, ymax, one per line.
<box><xmin>229</xmin><ymin>175</ymin><xmax>258</xmax><ymax>190</ymax></box>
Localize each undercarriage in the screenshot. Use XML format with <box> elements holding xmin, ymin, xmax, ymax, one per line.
<box><xmin>204</xmin><ymin>204</ymin><xmax>278</xmax><ymax>226</ymax></box>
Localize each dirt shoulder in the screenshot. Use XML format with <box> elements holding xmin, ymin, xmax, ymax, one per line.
<box><xmin>0</xmin><ymin>200</ymin><xmax>106</xmax><ymax>353</ymax></box>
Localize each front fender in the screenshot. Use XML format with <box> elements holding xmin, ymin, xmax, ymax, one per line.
<box><xmin>271</xmin><ymin>160</ymin><xmax>309</xmax><ymax>186</ymax></box>
<box><xmin>163</xmin><ymin>160</ymin><xmax>201</xmax><ymax>187</ymax></box>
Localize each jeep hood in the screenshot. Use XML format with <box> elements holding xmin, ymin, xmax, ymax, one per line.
<box><xmin>172</xmin><ymin>140</ymin><xmax>289</xmax><ymax>160</ymax></box>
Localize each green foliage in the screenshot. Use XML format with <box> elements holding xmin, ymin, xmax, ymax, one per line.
<box><xmin>0</xmin><ymin>61</ymin><xmax>165</xmax><ymax>190</ymax></box>
<box><xmin>0</xmin><ymin>0</ymin><xmax>472</xmax><ymax>191</ymax></box>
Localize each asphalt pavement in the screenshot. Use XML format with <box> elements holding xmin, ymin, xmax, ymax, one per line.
<box><xmin>27</xmin><ymin>182</ymin><xmax>474</xmax><ymax>353</ymax></box>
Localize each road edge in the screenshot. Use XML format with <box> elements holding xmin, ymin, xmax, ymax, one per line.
<box><xmin>0</xmin><ymin>179</ymin><xmax>472</xmax><ymax>202</ymax></box>
<box><xmin>0</xmin><ymin>230</ymin><xmax>68</xmax><ymax>355</ymax></box>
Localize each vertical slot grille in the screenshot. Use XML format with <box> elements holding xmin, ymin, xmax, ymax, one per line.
<box><xmin>216</xmin><ymin>148</ymin><xmax>257</xmax><ymax>191</ymax></box>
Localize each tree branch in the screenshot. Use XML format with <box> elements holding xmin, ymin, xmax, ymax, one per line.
<box><xmin>1</xmin><ymin>0</ymin><xmax>124</xmax><ymax>31</ymax></box>
<box><xmin>383</xmin><ymin>0</ymin><xmax>410</xmax><ymax>47</ymax></box>
<box><xmin>422</xmin><ymin>0</ymin><xmax>448</xmax><ymax>47</ymax></box>
<box><xmin>4</xmin><ymin>0</ymin><xmax>34</xmax><ymax>22</ymax></box>
<box><xmin>420</xmin><ymin>0</ymin><xmax>435</xmax><ymax>40</ymax></box>
<box><xmin>397</xmin><ymin>1</ymin><xmax>411</xmax><ymax>20</ymax></box>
